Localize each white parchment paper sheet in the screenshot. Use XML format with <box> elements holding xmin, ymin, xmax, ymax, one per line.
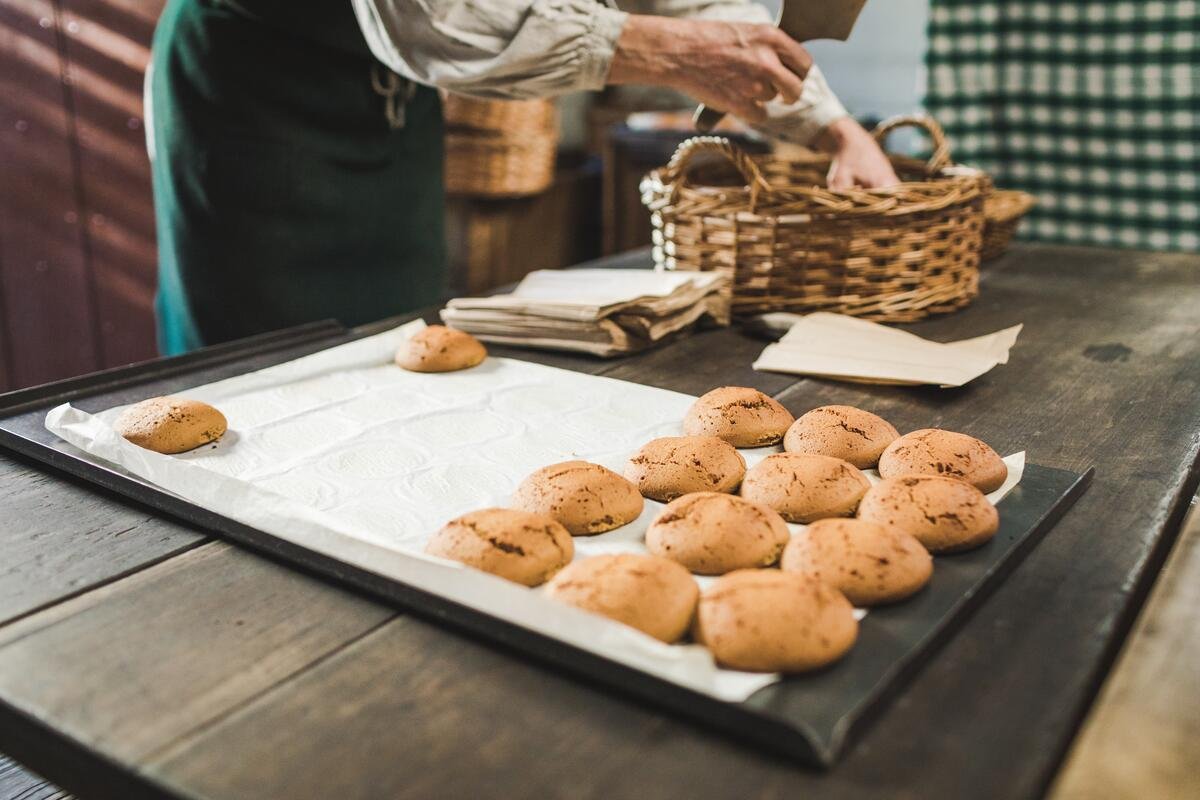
<box><xmin>45</xmin><ymin>320</ymin><xmax>1024</xmax><ymax>702</ymax></box>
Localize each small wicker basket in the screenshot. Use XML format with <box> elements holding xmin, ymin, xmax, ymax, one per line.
<box><xmin>443</xmin><ymin>96</ymin><xmax>559</xmax><ymax>198</ymax></box>
<box><xmin>982</xmin><ymin>189</ymin><xmax>1037</xmax><ymax>261</ymax></box>
<box><xmin>641</xmin><ymin>115</ymin><xmax>988</xmax><ymax>322</ymax></box>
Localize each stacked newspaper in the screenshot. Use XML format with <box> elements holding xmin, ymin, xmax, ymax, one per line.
<box><xmin>441</xmin><ymin>269</ymin><xmax>730</xmax><ymax>357</ymax></box>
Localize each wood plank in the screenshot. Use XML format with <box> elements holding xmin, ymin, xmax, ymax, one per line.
<box><xmin>1049</xmin><ymin>499</ymin><xmax>1200</xmax><ymax>800</ymax></box>
<box><xmin>0</xmin><ymin>542</ymin><xmax>395</xmax><ymax>769</ymax></box>
<box><xmin>0</xmin><ymin>754</ymin><xmax>71</xmax><ymax>800</ymax></box>
<box><xmin>0</xmin><ymin>0</ymin><xmax>103</xmax><ymax>388</ymax></box>
<box><xmin>59</xmin><ymin>0</ymin><xmax>164</xmax><ymax>370</ymax></box>
<box><xmin>0</xmin><ymin>452</ymin><xmax>203</xmax><ymax>625</ymax></box>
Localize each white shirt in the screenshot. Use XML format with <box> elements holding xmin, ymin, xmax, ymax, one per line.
<box><xmin>351</xmin><ymin>0</ymin><xmax>849</xmax><ymax>145</ymax></box>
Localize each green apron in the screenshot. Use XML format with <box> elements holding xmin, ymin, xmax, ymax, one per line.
<box><xmin>149</xmin><ymin>0</ymin><xmax>446</xmax><ymax>355</ymax></box>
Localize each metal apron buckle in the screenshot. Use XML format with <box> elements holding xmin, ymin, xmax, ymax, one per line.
<box><xmin>370</xmin><ymin>63</ymin><xmax>417</xmax><ymax>129</ymax></box>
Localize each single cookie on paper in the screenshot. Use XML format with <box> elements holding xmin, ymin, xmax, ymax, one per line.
<box><xmin>783</xmin><ymin>405</ymin><xmax>900</xmax><ymax>469</ymax></box>
<box><xmin>878</xmin><ymin>428</ymin><xmax>1007</xmax><ymax>492</ymax></box>
<box><xmin>694</xmin><ymin>569</ymin><xmax>858</xmax><ymax>673</ymax></box>
<box><xmin>740</xmin><ymin>452</ymin><xmax>870</xmax><ymax>524</ymax></box>
<box><xmin>645</xmin><ymin>492</ymin><xmax>789</xmax><ymax>575</ymax></box>
<box><xmin>624</xmin><ymin>435</ymin><xmax>746</xmax><ymax>502</ymax></box>
<box><xmin>512</xmin><ymin>461</ymin><xmax>644</xmax><ymax>536</ymax></box>
<box><xmin>682</xmin><ymin>386</ymin><xmax>794</xmax><ymax>448</ymax></box>
<box><xmin>113</xmin><ymin>396</ymin><xmax>227</xmax><ymax>454</ymax></box>
<box><xmin>396</xmin><ymin>325</ymin><xmax>486</xmax><ymax>373</ymax></box>
<box><xmin>425</xmin><ymin>508</ymin><xmax>573</xmax><ymax>586</ymax></box>
<box><xmin>545</xmin><ymin>553</ymin><xmax>699</xmax><ymax>643</ymax></box>
<box><xmin>781</xmin><ymin>518</ymin><xmax>932</xmax><ymax>606</ymax></box>
<box><xmin>857</xmin><ymin>475</ymin><xmax>999</xmax><ymax>554</ymax></box>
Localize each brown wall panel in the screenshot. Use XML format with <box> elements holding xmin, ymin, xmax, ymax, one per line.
<box><xmin>0</xmin><ymin>0</ymin><xmax>101</xmax><ymax>390</ymax></box>
<box><xmin>61</xmin><ymin>0</ymin><xmax>161</xmax><ymax>370</ymax></box>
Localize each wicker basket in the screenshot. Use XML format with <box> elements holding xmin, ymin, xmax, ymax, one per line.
<box><xmin>443</xmin><ymin>94</ymin><xmax>557</xmax><ymax>135</ymax></box>
<box><xmin>982</xmin><ymin>189</ymin><xmax>1037</xmax><ymax>261</ymax></box>
<box><xmin>641</xmin><ymin>115</ymin><xmax>988</xmax><ymax>321</ymax></box>
<box><xmin>443</xmin><ymin>96</ymin><xmax>559</xmax><ymax>198</ymax></box>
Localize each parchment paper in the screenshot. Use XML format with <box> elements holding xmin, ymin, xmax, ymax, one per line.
<box><xmin>45</xmin><ymin>320</ymin><xmax>1024</xmax><ymax>702</ymax></box>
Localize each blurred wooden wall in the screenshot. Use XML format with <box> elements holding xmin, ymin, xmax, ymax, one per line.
<box><xmin>0</xmin><ymin>0</ymin><xmax>164</xmax><ymax>393</ymax></box>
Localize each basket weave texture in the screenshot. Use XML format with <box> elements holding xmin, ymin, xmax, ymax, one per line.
<box><xmin>982</xmin><ymin>189</ymin><xmax>1037</xmax><ymax>261</ymax></box>
<box><xmin>641</xmin><ymin>115</ymin><xmax>988</xmax><ymax>322</ymax></box>
<box><xmin>443</xmin><ymin>95</ymin><xmax>558</xmax><ymax>198</ymax></box>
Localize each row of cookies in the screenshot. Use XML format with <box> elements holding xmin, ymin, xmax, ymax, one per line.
<box><xmin>428</xmin><ymin>385</ymin><xmax>1009</xmax><ymax>674</ymax></box>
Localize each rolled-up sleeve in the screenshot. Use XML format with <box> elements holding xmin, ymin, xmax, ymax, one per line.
<box><xmin>351</xmin><ymin>0</ymin><xmax>628</xmax><ymax>98</ymax></box>
<box><xmin>352</xmin><ymin>0</ymin><xmax>849</xmax><ymax>143</ymax></box>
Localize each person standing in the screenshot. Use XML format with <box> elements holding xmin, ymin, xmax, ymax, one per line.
<box><xmin>149</xmin><ymin>0</ymin><xmax>898</xmax><ymax>354</ymax></box>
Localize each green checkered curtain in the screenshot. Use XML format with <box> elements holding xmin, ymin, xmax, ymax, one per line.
<box><xmin>924</xmin><ymin>1</ymin><xmax>1199</xmax><ymax>252</ymax></box>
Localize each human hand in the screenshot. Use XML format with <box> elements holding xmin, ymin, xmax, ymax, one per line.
<box><xmin>608</xmin><ymin>16</ymin><xmax>811</xmax><ymax>124</ymax></box>
<box><xmin>816</xmin><ymin>116</ymin><xmax>900</xmax><ymax>190</ymax></box>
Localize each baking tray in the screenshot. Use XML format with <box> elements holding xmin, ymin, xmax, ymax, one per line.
<box><xmin>0</xmin><ymin>319</ymin><xmax>1093</xmax><ymax>768</ymax></box>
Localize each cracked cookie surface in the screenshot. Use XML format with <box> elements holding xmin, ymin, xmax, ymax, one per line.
<box><xmin>425</xmin><ymin>508</ymin><xmax>573</xmax><ymax>586</ymax></box>
<box><xmin>114</xmin><ymin>396</ymin><xmax>227</xmax><ymax>454</ymax></box>
<box><xmin>857</xmin><ymin>475</ymin><xmax>999</xmax><ymax>553</ymax></box>
<box><xmin>512</xmin><ymin>461</ymin><xmax>644</xmax><ymax>536</ymax></box>
<box><xmin>545</xmin><ymin>553</ymin><xmax>698</xmax><ymax>643</ymax></box>
<box><xmin>740</xmin><ymin>453</ymin><xmax>870</xmax><ymax>524</ymax></box>
<box><xmin>694</xmin><ymin>569</ymin><xmax>858</xmax><ymax>673</ymax></box>
<box><xmin>682</xmin><ymin>387</ymin><xmax>794</xmax><ymax>448</ymax></box>
<box><xmin>878</xmin><ymin>428</ymin><xmax>1007</xmax><ymax>492</ymax></box>
<box><xmin>395</xmin><ymin>325</ymin><xmax>486</xmax><ymax>373</ymax></box>
<box><xmin>624</xmin><ymin>435</ymin><xmax>746</xmax><ymax>502</ymax></box>
<box><xmin>646</xmin><ymin>492</ymin><xmax>790</xmax><ymax>575</ymax></box>
<box><xmin>783</xmin><ymin>405</ymin><xmax>900</xmax><ymax>469</ymax></box>
<box><xmin>781</xmin><ymin>518</ymin><xmax>932</xmax><ymax>606</ymax></box>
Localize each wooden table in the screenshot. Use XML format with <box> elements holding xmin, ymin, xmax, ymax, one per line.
<box><xmin>1</xmin><ymin>244</ymin><xmax>1198</xmax><ymax>800</ymax></box>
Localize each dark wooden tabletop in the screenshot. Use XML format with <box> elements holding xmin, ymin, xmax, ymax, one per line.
<box><xmin>1</xmin><ymin>244</ymin><xmax>1198</xmax><ymax>800</ymax></box>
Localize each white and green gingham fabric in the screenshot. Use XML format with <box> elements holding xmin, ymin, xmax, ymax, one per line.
<box><xmin>924</xmin><ymin>1</ymin><xmax>1199</xmax><ymax>252</ymax></box>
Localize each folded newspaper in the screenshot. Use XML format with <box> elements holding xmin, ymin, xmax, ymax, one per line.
<box><xmin>441</xmin><ymin>269</ymin><xmax>730</xmax><ymax>357</ymax></box>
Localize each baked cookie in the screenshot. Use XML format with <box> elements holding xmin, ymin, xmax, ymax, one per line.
<box><xmin>739</xmin><ymin>453</ymin><xmax>870</xmax><ymax>523</ymax></box>
<box><xmin>396</xmin><ymin>325</ymin><xmax>486</xmax><ymax>373</ymax></box>
<box><xmin>645</xmin><ymin>492</ymin><xmax>790</xmax><ymax>575</ymax></box>
<box><xmin>512</xmin><ymin>461</ymin><xmax>644</xmax><ymax>536</ymax></box>
<box><xmin>624</xmin><ymin>435</ymin><xmax>746</xmax><ymax>502</ymax></box>
<box><xmin>113</xmin><ymin>396</ymin><xmax>227</xmax><ymax>454</ymax></box>
<box><xmin>857</xmin><ymin>475</ymin><xmax>1000</xmax><ymax>554</ymax></box>
<box><xmin>783</xmin><ymin>405</ymin><xmax>900</xmax><ymax>469</ymax></box>
<box><xmin>682</xmin><ymin>387</ymin><xmax>794</xmax><ymax>448</ymax></box>
<box><xmin>878</xmin><ymin>428</ymin><xmax>1007</xmax><ymax>493</ymax></box>
<box><xmin>694</xmin><ymin>569</ymin><xmax>857</xmax><ymax>673</ymax></box>
<box><xmin>425</xmin><ymin>508</ymin><xmax>573</xmax><ymax>586</ymax></box>
<box><xmin>545</xmin><ymin>553</ymin><xmax>699</xmax><ymax>643</ymax></box>
<box><xmin>780</xmin><ymin>518</ymin><xmax>932</xmax><ymax>606</ymax></box>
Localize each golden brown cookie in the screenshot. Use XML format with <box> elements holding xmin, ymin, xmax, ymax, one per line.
<box><xmin>857</xmin><ymin>475</ymin><xmax>1000</xmax><ymax>554</ymax></box>
<box><xmin>783</xmin><ymin>405</ymin><xmax>900</xmax><ymax>469</ymax></box>
<box><xmin>878</xmin><ymin>428</ymin><xmax>1007</xmax><ymax>493</ymax></box>
<box><xmin>424</xmin><ymin>508</ymin><xmax>573</xmax><ymax>586</ymax></box>
<box><xmin>545</xmin><ymin>553</ymin><xmax>699</xmax><ymax>643</ymax></box>
<box><xmin>694</xmin><ymin>569</ymin><xmax>857</xmax><ymax>673</ymax></box>
<box><xmin>682</xmin><ymin>387</ymin><xmax>794</xmax><ymax>448</ymax></box>
<box><xmin>645</xmin><ymin>492</ymin><xmax>790</xmax><ymax>575</ymax></box>
<box><xmin>512</xmin><ymin>461</ymin><xmax>644</xmax><ymax>536</ymax></box>
<box><xmin>396</xmin><ymin>325</ymin><xmax>486</xmax><ymax>373</ymax></box>
<box><xmin>113</xmin><ymin>396</ymin><xmax>227</xmax><ymax>454</ymax></box>
<box><xmin>780</xmin><ymin>518</ymin><xmax>933</xmax><ymax>606</ymax></box>
<box><xmin>739</xmin><ymin>453</ymin><xmax>870</xmax><ymax>523</ymax></box>
<box><xmin>623</xmin><ymin>436</ymin><xmax>747</xmax><ymax>502</ymax></box>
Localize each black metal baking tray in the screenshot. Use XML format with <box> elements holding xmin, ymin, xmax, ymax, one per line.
<box><xmin>0</xmin><ymin>319</ymin><xmax>1093</xmax><ymax>768</ymax></box>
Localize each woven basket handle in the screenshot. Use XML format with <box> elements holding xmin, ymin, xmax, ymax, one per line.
<box><xmin>661</xmin><ymin>136</ymin><xmax>772</xmax><ymax>209</ymax></box>
<box><xmin>871</xmin><ymin>114</ymin><xmax>953</xmax><ymax>173</ymax></box>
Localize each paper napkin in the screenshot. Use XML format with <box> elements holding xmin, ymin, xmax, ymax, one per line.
<box><xmin>752</xmin><ymin>312</ymin><xmax>1022</xmax><ymax>387</ymax></box>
